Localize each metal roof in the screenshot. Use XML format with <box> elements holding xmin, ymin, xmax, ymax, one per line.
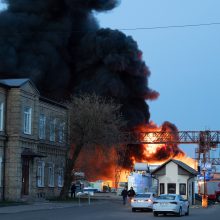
<box><xmin>0</xmin><ymin>78</ymin><xmax>30</xmax><ymax>87</ymax></box>
<box><xmin>172</xmin><ymin>159</ymin><xmax>198</xmax><ymax>175</ymax></box>
<box><xmin>151</xmin><ymin>159</ymin><xmax>197</xmax><ymax>176</ymax></box>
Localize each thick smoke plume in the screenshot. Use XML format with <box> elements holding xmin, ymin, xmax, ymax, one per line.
<box><xmin>0</xmin><ymin>0</ymin><xmax>181</xmax><ymax>180</ymax></box>
<box><xmin>0</xmin><ymin>0</ymin><xmax>158</xmax><ymax>127</ymax></box>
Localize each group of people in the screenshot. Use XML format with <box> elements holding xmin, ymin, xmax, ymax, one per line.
<box><xmin>121</xmin><ymin>186</ymin><xmax>136</xmax><ymax>205</ymax></box>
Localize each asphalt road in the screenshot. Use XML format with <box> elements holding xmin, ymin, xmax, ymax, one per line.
<box><xmin>0</xmin><ymin>200</ymin><xmax>220</xmax><ymax>220</ymax></box>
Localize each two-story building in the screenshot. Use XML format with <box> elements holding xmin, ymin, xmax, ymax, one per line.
<box><xmin>0</xmin><ymin>78</ymin><xmax>68</xmax><ymax>201</ymax></box>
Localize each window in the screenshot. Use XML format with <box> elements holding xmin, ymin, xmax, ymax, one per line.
<box><xmin>0</xmin><ymin>157</ymin><xmax>2</xmax><ymax>187</ymax></box>
<box><xmin>160</xmin><ymin>183</ymin><xmax>165</xmax><ymax>194</ymax></box>
<box><xmin>37</xmin><ymin>161</ymin><xmax>45</xmax><ymax>187</ymax></box>
<box><xmin>58</xmin><ymin>168</ymin><xmax>64</xmax><ymax>187</ymax></box>
<box><xmin>48</xmin><ymin>163</ymin><xmax>55</xmax><ymax>187</ymax></box>
<box><xmin>179</xmin><ymin>183</ymin><xmax>186</xmax><ymax>195</ymax></box>
<box><xmin>0</xmin><ymin>102</ymin><xmax>4</xmax><ymax>131</ymax></box>
<box><xmin>23</xmin><ymin>107</ymin><xmax>32</xmax><ymax>134</ymax></box>
<box><xmin>58</xmin><ymin>123</ymin><xmax>65</xmax><ymax>143</ymax></box>
<box><xmin>168</xmin><ymin>183</ymin><xmax>176</xmax><ymax>194</ymax></box>
<box><xmin>49</xmin><ymin>119</ymin><xmax>56</xmax><ymax>141</ymax></box>
<box><xmin>39</xmin><ymin>114</ymin><xmax>46</xmax><ymax>139</ymax></box>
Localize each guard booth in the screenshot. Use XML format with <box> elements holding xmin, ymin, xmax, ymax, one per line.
<box><xmin>151</xmin><ymin>159</ymin><xmax>197</xmax><ymax>205</ymax></box>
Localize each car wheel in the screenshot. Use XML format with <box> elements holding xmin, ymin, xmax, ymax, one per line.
<box><xmin>177</xmin><ymin>207</ymin><xmax>182</xmax><ymax>217</ymax></box>
<box><xmin>132</xmin><ymin>208</ymin><xmax>136</xmax><ymax>212</ymax></box>
<box><xmin>217</xmin><ymin>195</ymin><xmax>220</xmax><ymax>202</ymax></box>
<box><xmin>185</xmin><ymin>206</ymin><xmax>189</xmax><ymax>216</ymax></box>
<box><xmin>153</xmin><ymin>212</ymin><xmax>158</xmax><ymax>217</ymax></box>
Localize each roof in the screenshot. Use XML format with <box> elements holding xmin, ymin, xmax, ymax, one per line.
<box><xmin>0</xmin><ymin>78</ymin><xmax>30</xmax><ymax>87</ymax></box>
<box><xmin>151</xmin><ymin>159</ymin><xmax>197</xmax><ymax>176</ymax></box>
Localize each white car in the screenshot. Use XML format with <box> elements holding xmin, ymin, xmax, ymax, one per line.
<box><xmin>131</xmin><ymin>193</ymin><xmax>155</xmax><ymax>212</ymax></box>
<box><xmin>77</xmin><ymin>187</ymin><xmax>96</xmax><ymax>196</ymax></box>
<box><xmin>153</xmin><ymin>194</ymin><xmax>189</xmax><ymax>217</ymax></box>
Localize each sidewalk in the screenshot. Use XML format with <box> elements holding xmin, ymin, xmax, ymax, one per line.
<box><xmin>0</xmin><ymin>201</ymin><xmax>79</xmax><ymax>214</ymax></box>
<box><xmin>0</xmin><ymin>193</ymin><xmax>121</xmax><ymax>214</ymax></box>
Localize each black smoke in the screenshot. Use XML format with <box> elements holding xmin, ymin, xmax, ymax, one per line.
<box><xmin>0</xmin><ymin>0</ymin><xmax>160</xmax><ymax>174</ymax></box>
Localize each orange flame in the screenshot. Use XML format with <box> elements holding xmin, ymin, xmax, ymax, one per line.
<box><xmin>74</xmin><ymin>121</ymin><xmax>196</xmax><ymax>186</ymax></box>
<box><xmin>134</xmin><ymin>121</ymin><xmax>196</xmax><ymax>169</ymax></box>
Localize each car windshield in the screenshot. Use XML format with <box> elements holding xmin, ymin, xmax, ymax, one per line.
<box><xmin>135</xmin><ymin>194</ymin><xmax>151</xmax><ymax>198</ymax></box>
<box><xmin>157</xmin><ymin>195</ymin><xmax>176</xmax><ymax>200</ymax></box>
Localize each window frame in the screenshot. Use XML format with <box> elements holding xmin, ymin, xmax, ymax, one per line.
<box><xmin>160</xmin><ymin>183</ymin><xmax>165</xmax><ymax>194</ymax></box>
<box><xmin>23</xmin><ymin>106</ymin><xmax>32</xmax><ymax>134</ymax></box>
<box><xmin>167</xmin><ymin>183</ymin><xmax>176</xmax><ymax>194</ymax></box>
<box><xmin>48</xmin><ymin>163</ymin><xmax>55</xmax><ymax>187</ymax></box>
<box><xmin>39</xmin><ymin>114</ymin><xmax>46</xmax><ymax>139</ymax></box>
<box><xmin>0</xmin><ymin>102</ymin><xmax>4</xmax><ymax>131</ymax></box>
<box><xmin>179</xmin><ymin>183</ymin><xmax>186</xmax><ymax>195</ymax></box>
<box><xmin>58</xmin><ymin>122</ymin><xmax>65</xmax><ymax>143</ymax></box>
<box><xmin>57</xmin><ymin>168</ymin><xmax>64</xmax><ymax>187</ymax></box>
<box><xmin>49</xmin><ymin>118</ymin><xmax>56</xmax><ymax>142</ymax></box>
<box><xmin>37</xmin><ymin>161</ymin><xmax>45</xmax><ymax>187</ymax></box>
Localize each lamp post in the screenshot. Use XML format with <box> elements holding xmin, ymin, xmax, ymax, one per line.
<box><xmin>202</xmin><ymin>162</ymin><xmax>208</xmax><ymax>208</ymax></box>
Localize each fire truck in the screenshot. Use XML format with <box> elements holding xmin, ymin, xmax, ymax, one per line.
<box><xmin>199</xmin><ymin>180</ymin><xmax>220</xmax><ymax>202</ymax></box>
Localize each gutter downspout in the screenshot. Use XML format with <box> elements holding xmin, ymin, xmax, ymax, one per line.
<box><xmin>2</xmin><ymin>136</ymin><xmax>6</xmax><ymax>201</ymax></box>
<box><xmin>2</xmin><ymin>90</ymin><xmax>8</xmax><ymax>201</ymax></box>
<box><xmin>2</xmin><ymin>89</ymin><xmax>9</xmax><ymax>201</ymax></box>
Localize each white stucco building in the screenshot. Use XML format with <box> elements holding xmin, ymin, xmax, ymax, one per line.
<box><xmin>151</xmin><ymin>159</ymin><xmax>197</xmax><ymax>205</ymax></box>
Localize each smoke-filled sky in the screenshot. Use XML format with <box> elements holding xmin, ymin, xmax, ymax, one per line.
<box><xmin>96</xmin><ymin>0</ymin><xmax>220</xmax><ymax>157</ymax></box>
<box><xmin>1</xmin><ymin>1</ymin><xmax>220</xmax><ymax>158</ymax></box>
<box><xmin>0</xmin><ymin>0</ymin><xmax>159</xmax><ymax>129</ymax></box>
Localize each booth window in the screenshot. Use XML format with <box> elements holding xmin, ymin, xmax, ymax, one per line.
<box><xmin>179</xmin><ymin>183</ymin><xmax>186</xmax><ymax>195</ymax></box>
<box><xmin>168</xmin><ymin>183</ymin><xmax>176</xmax><ymax>194</ymax></box>
<box><xmin>160</xmin><ymin>183</ymin><xmax>165</xmax><ymax>194</ymax></box>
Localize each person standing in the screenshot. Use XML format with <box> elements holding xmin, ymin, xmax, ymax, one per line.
<box><xmin>71</xmin><ymin>183</ymin><xmax>76</xmax><ymax>198</ymax></box>
<box><xmin>121</xmin><ymin>187</ymin><xmax>128</xmax><ymax>205</ymax></box>
<box><xmin>128</xmin><ymin>187</ymin><xmax>136</xmax><ymax>202</ymax></box>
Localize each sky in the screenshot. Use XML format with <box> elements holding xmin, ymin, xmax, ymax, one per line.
<box><xmin>0</xmin><ymin>1</ymin><xmax>220</xmax><ymax>157</ymax></box>
<box><xmin>95</xmin><ymin>0</ymin><xmax>220</xmax><ymax>157</ymax></box>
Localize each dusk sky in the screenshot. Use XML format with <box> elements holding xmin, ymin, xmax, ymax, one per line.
<box><xmin>96</xmin><ymin>0</ymin><xmax>220</xmax><ymax>157</ymax></box>
<box><xmin>96</xmin><ymin>0</ymin><xmax>220</xmax><ymax>131</ymax></box>
<box><xmin>1</xmin><ymin>1</ymin><xmax>220</xmax><ymax>157</ymax></box>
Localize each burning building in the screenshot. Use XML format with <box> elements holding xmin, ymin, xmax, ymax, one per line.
<box><xmin>0</xmin><ymin>0</ymin><xmax>195</xmax><ymax>188</ymax></box>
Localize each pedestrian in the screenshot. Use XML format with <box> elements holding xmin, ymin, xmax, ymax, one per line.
<box><xmin>128</xmin><ymin>187</ymin><xmax>136</xmax><ymax>202</ymax></box>
<box><xmin>71</xmin><ymin>183</ymin><xmax>76</xmax><ymax>199</ymax></box>
<box><xmin>121</xmin><ymin>187</ymin><xmax>128</xmax><ymax>205</ymax></box>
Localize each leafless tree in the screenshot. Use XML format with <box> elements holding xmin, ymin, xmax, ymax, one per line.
<box><xmin>60</xmin><ymin>94</ymin><xmax>126</xmax><ymax>198</ymax></box>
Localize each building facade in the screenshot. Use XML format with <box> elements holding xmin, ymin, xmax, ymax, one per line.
<box><xmin>0</xmin><ymin>79</ymin><xmax>68</xmax><ymax>201</ymax></box>
<box><xmin>152</xmin><ymin>159</ymin><xmax>197</xmax><ymax>205</ymax></box>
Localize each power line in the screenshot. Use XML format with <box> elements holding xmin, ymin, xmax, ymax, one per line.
<box><xmin>119</xmin><ymin>22</ymin><xmax>220</xmax><ymax>31</ymax></box>
<box><xmin>0</xmin><ymin>22</ymin><xmax>220</xmax><ymax>35</ymax></box>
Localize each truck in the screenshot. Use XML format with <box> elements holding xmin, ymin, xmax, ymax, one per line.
<box><xmin>128</xmin><ymin>163</ymin><xmax>154</xmax><ymax>194</ymax></box>
<box><xmin>199</xmin><ymin>180</ymin><xmax>220</xmax><ymax>202</ymax></box>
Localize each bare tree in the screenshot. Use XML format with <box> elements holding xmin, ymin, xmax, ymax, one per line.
<box><xmin>60</xmin><ymin>94</ymin><xmax>126</xmax><ymax>198</ymax></box>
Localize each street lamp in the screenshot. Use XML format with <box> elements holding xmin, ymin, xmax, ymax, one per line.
<box><xmin>202</xmin><ymin>167</ymin><xmax>208</xmax><ymax>208</ymax></box>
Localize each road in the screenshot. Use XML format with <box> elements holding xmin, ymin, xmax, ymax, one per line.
<box><xmin>0</xmin><ymin>200</ymin><xmax>220</xmax><ymax>220</ymax></box>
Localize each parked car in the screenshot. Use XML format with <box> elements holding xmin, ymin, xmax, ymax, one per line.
<box><xmin>153</xmin><ymin>194</ymin><xmax>189</xmax><ymax>217</ymax></box>
<box><xmin>76</xmin><ymin>187</ymin><xmax>96</xmax><ymax>196</ymax></box>
<box><xmin>131</xmin><ymin>193</ymin><xmax>155</xmax><ymax>212</ymax></box>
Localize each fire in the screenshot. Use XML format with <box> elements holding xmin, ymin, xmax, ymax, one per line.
<box><xmin>75</xmin><ymin>120</ymin><xmax>197</xmax><ymax>187</ymax></box>
<box><xmin>135</xmin><ymin>121</ymin><xmax>196</xmax><ymax>169</ymax></box>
